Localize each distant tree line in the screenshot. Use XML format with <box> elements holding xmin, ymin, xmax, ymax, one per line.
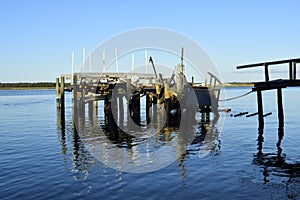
<box><xmin>0</xmin><ymin>82</ymin><xmax>70</xmax><ymax>88</ymax></box>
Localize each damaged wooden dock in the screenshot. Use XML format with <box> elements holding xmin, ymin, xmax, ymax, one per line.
<box><xmin>237</xmin><ymin>58</ymin><xmax>300</xmax><ymax>127</ymax></box>
<box><xmin>56</xmin><ymin>70</ymin><xmax>222</xmax><ymax>130</ymax></box>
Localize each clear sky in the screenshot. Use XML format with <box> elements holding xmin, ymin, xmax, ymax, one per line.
<box><xmin>0</xmin><ymin>0</ymin><xmax>299</xmax><ymax>83</ymax></box>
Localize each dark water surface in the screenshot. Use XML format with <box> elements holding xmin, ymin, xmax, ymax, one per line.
<box><xmin>1</xmin><ymin>88</ymin><xmax>300</xmax><ymax>200</ymax></box>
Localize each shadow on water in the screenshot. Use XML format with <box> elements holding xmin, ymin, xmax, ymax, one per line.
<box><xmin>254</xmin><ymin>123</ymin><xmax>300</xmax><ymax>199</ymax></box>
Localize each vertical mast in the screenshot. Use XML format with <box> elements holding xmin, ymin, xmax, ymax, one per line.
<box><xmin>115</xmin><ymin>48</ymin><xmax>119</xmax><ymax>74</ymax></box>
<box><xmin>102</xmin><ymin>50</ymin><xmax>106</xmax><ymax>73</ymax></box>
<box><xmin>132</xmin><ymin>53</ymin><xmax>135</xmax><ymax>73</ymax></box>
<box><xmin>71</xmin><ymin>51</ymin><xmax>75</xmax><ymax>84</ymax></box>
<box><xmin>82</xmin><ymin>47</ymin><xmax>86</xmax><ymax>72</ymax></box>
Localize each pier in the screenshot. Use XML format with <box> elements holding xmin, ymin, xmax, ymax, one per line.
<box><xmin>237</xmin><ymin>58</ymin><xmax>300</xmax><ymax>127</ymax></box>
<box><xmin>55</xmin><ymin>53</ymin><xmax>223</xmax><ymax>138</ymax></box>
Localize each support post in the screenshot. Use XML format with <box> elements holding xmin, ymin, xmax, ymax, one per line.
<box><xmin>93</xmin><ymin>101</ymin><xmax>98</xmax><ymax>115</ymax></box>
<box><xmin>72</xmin><ymin>75</ymin><xmax>79</xmax><ymax>129</ymax></box>
<box><xmin>60</xmin><ymin>76</ymin><xmax>65</xmax><ymax>112</ymax></box>
<box><xmin>289</xmin><ymin>62</ymin><xmax>293</xmax><ymax>80</ymax></box>
<box><xmin>136</xmin><ymin>93</ymin><xmax>140</xmax><ymax>123</ymax></box>
<box><xmin>118</xmin><ymin>96</ymin><xmax>124</xmax><ymax>128</ymax></box>
<box><xmin>293</xmin><ymin>62</ymin><xmax>297</xmax><ymax>80</ymax></box>
<box><xmin>277</xmin><ymin>88</ymin><xmax>284</xmax><ymax>127</ymax></box>
<box><xmin>104</xmin><ymin>97</ymin><xmax>110</xmax><ymax>125</ymax></box>
<box><xmin>88</xmin><ymin>99</ymin><xmax>93</xmax><ymax>120</ymax></box>
<box><xmin>146</xmin><ymin>94</ymin><xmax>151</xmax><ymax>124</ymax></box>
<box><xmin>126</xmin><ymin>78</ymin><xmax>131</xmax><ymax>124</ymax></box>
<box><xmin>264</xmin><ymin>64</ymin><xmax>269</xmax><ymax>82</ymax></box>
<box><xmin>56</xmin><ymin>77</ymin><xmax>60</xmax><ymax>109</ymax></box>
<box><xmin>257</xmin><ymin>89</ymin><xmax>264</xmax><ymax>127</ymax></box>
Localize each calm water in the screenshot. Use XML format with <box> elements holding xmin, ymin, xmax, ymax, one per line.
<box><xmin>1</xmin><ymin>88</ymin><xmax>300</xmax><ymax>200</ymax></box>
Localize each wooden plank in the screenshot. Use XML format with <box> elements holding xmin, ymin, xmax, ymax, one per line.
<box><xmin>253</xmin><ymin>79</ymin><xmax>300</xmax><ymax>90</ymax></box>
<box><xmin>237</xmin><ymin>58</ymin><xmax>300</xmax><ymax>69</ymax></box>
<box><xmin>73</xmin><ymin>72</ymin><xmax>157</xmax><ymax>80</ymax></box>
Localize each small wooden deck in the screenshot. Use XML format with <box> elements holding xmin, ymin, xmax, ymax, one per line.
<box><xmin>237</xmin><ymin>58</ymin><xmax>300</xmax><ymax>127</ymax></box>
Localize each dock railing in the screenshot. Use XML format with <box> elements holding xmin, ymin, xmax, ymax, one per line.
<box><xmin>237</xmin><ymin>58</ymin><xmax>300</xmax><ymax>82</ymax></box>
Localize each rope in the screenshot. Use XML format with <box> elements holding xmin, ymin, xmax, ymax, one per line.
<box><xmin>219</xmin><ymin>90</ymin><xmax>253</xmax><ymax>101</ymax></box>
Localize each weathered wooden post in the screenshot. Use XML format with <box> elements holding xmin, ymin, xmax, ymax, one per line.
<box><xmin>146</xmin><ymin>94</ymin><xmax>151</xmax><ymax>124</ymax></box>
<box><xmin>56</xmin><ymin>77</ymin><xmax>60</xmax><ymax>109</ymax></box>
<box><xmin>88</xmin><ymin>98</ymin><xmax>93</xmax><ymax>120</ymax></box>
<box><xmin>135</xmin><ymin>93</ymin><xmax>141</xmax><ymax>124</ymax></box>
<box><xmin>264</xmin><ymin>64</ymin><xmax>269</xmax><ymax>82</ymax></box>
<box><xmin>289</xmin><ymin>62</ymin><xmax>293</xmax><ymax>80</ymax></box>
<box><xmin>104</xmin><ymin>96</ymin><xmax>110</xmax><ymax>124</ymax></box>
<box><xmin>293</xmin><ymin>62</ymin><xmax>297</xmax><ymax>80</ymax></box>
<box><xmin>257</xmin><ymin>90</ymin><xmax>264</xmax><ymax>127</ymax></box>
<box><xmin>72</xmin><ymin>75</ymin><xmax>77</xmax><ymax>110</ymax></box>
<box><xmin>118</xmin><ymin>96</ymin><xmax>124</xmax><ymax>128</ymax></box>
<box><xmin>93</xmin><ymin>101</ymin><xmax>98</xmax><ymax>115</ymax></box>
<box><xmin>72</xmin><ymin>75</ymin><xmax>78</xmax><ymax>129</ymax></box>
<box><xmin>126</xmin><ymin>78</ymin><xmax>131</xmax><ymax>125</ymax></box>
<box><xmin>152</xmin><ymin>94</ymin><xmax>158</xmax><ymax>123</ymax></box>
<box><xmin>277</xmin><ymin>88</ymin><xmax>284</xmax><ymax>127</ymax></box>
<box><xmin>60</xmin><ymin>76</ymin><xmax>65</xmax><ymax>111</ymax></box>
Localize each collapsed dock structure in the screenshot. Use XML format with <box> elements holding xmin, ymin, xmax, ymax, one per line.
<box><xmin>56</xmin><ymin>48</ymin><xmax>222</xmax><ymax>130</ymax></box>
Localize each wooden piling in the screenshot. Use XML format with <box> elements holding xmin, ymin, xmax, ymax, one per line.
<box><xmin>293</xmin><ymin>62</ymin><xmax>297</xmax><ymax>80</ymax></box>
<box><xmin>60</xmin><ymin>76</ymin><xmax>65</xmax><ymax>110</ymax></box>
<box><xmin>104</xmin><ymin>96</ymin><xmax>110</xmax><ymax>124</ymax></box>
<box><xmin>56</xmin><ymin>77</ymin><xmax>60</xmax><ymax>109</ymax></box>
<box><xmin>257</xmin><ymin>90</ymin><xmax>264</xmax><ymax>126</ymax></box>
<box><xmin>72</xmin><ymin>75</ymin><xmax>78</xmax><ymax>127</ymax></box>
<box><xmin>277</xmin><ymin>88</ymin><xmax>284</xmax><ymax>126</ymax></box>
<box><xmin>88</xmin><ymin>98</ymin><xmax>93</xmax><ymax>119</ymax></box>
<box><xmin>118</xmin><ymin>96</ymin><xmax>124</xmax><ymax>128</ymax></box>
<box><xmin>289</xmin><ymin>62</ymin><xmax>293</xmax><ymax>80</ymax></box>
<box><xmin>146</xmin><ymin>94</ymin><xmax>151</xmax><ymax>124</ymax></box>
<box><xmin>93</xmin><ymin>101</ymin><xmax>98</xmax><ymax>115</ymax></box>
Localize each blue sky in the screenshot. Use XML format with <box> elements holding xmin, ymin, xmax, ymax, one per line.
<box><xmin>0</xmin><ymin>0</ymin><xmax>299</xmax><ymax>82</ymax></box>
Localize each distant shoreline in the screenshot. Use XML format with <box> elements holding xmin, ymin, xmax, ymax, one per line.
<box><xmin>0</xmin><ymin>87</ymin><xmax>56</xmax><ymax>90</ymax></box>
<box><xmin>0</xmin><ymin>82</ymin><xmax>70</xmax><ymax>90</ymax></box>
<box><xmin>0</xmin><ymin>82</ymin><xmax>253</xmax><ymax>90</ymax></box>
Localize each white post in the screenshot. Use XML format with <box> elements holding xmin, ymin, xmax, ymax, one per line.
<box><xmin>145</xmin><ymin>50</ymin><xmax>148</xmax><ymax>73</ymax></box>
<box><xmin>71</xmin><ymin>51</ymin><xmax>75</xmax><ymax>84</ymax></box>
<box><xmin>132</xmin><ymin>53</ymin><xmax>135</xmax><ymax>73</ymax></box>
<box><xmin>115</xmin><ymin>48</ymin><xmax>119</xmax><ymax>74</ymax></box>
<box><xmin>102</xmin><ymin>50</ymin><xmax>106</xmax><ymax>73</ymax></box>
<box><xmin>89</xmin><ymin>53</ymin><xmax>92</xmax><ymax>72</ymax></box>
<box><xmin>82</xmin><ymin>47</ymin><xmax>86</xmax><ymax>72</ymax></box>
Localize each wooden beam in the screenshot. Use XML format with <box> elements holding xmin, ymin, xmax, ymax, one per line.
<box><xmin>237</xmin><ymin>58</ymin><xmax>300</xmax><ymax>69</ymax></box>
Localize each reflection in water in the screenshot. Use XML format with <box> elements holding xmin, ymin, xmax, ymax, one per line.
<box><xmin>56</xmin><ymin>100</ymin><xmax>221</xmax><ymax>183</ymax></box>
<box><xmin>254</xmin><ymin>124</ymin><xmax>300</xmax><ymax>198</ymax></box>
